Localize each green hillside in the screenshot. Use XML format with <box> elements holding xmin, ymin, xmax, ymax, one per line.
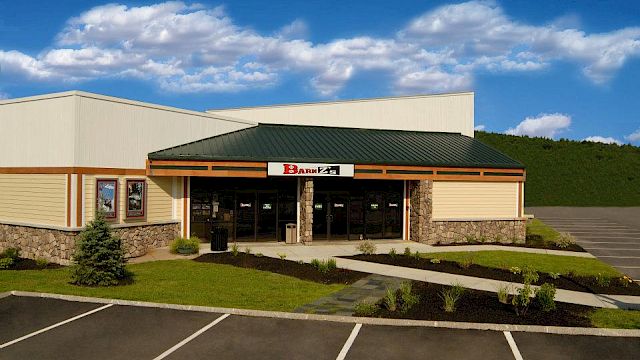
<box><xmin>475</xmin><ymin>131</ymin><xmax>640</xmax><ymax>206</ymax></box>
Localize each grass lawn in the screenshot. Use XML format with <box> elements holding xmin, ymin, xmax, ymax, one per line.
<box><xmin>527</xmin><ymin>218</ymin><xmax>561</xmax><ymax>241</ymax></box>
<box><xmin>422</xmin><ymin>250</ymin><xmax>621</xmax><ymax>277</ymax></box>
<box><xmin>0</xmin><ymin>260</ymin><xmax>344</xmax><ymax>312</ymax></box>
<box><xmin>590</xmin><ymin>309</ymin><xmax>640</xmax><ymax>329</ymax></box>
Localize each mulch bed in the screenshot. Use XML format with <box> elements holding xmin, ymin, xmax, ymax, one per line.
<box><xmin>194</xmin><ymin>253</ymin><xmax>369</xmax><ymax>285</ymax></box>
<box><xmin>358</xmin><ymin>281</ymin><xmax>594</xmax><ymax>327</ymax></box>
<box><xmin>344</xmin><ymin>254</ymin><xmax>640</xmax><ymax>296</ymax></box>
<box><xmin>2</xmin><ymin>258</ymin><xmax>65</xmax><ymax>270</ymax></box>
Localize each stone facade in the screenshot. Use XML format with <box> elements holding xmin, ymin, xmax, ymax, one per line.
<box><xmin>408</xmin><ymin>179</ymin><xmax>525</xmax><ymax>244</ymax></box>
<box><xmin>0</xmin><ymin>222</ymin><xmax>180</xmax><ymax>264</ymax></box>
<box><xmin>299</xmin><ymin>177</ymin><xmax>314</xmax><ymax>243</ymax></box>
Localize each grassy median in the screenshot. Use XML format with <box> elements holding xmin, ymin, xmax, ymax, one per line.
<box><xmin>0</xmin><ymin>260</ymin><xmax>345</xmax><ymax>312</ymax></box>
<box><xmin>422</xmin><ymin>250</ymin><xmax>621</xmax><ymax>277</ymax></box>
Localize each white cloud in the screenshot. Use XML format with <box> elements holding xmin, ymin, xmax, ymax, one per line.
<box><xmin>0</xmin><ymin>1</ymin><xmax>639</xmax><ymax>95</ymax></box>
<box><xmin>583</xmin><ymin>136</ymin><xmax>622</xmax><ymax>145</ymax></box>
<box><xmin>474</xmin><ymin>124</ymin><xmax>485</xmax><ymax>131</ymax></box>
<box><xmin>625</xmin><ymin>129</ymin><xmax>640</xmax><ymax>143</ymax></box>
<box><xmin>506</xmin><ymin>113</ymin><xmax>571</xmax><ymax>138</ymax></box>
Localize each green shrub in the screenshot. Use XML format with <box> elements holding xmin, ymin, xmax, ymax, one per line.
<box><xmin>35</xmin><ymin>258</ymin><xmax>49</xmax><ymax>268</ymax></box>
<box><xmin>535</xmin><ymin>283</ymin><xmax>556</xmax><ymax>312</ymax></box>
<box><xmin>497</xmin><ymin>284</ymin><xmax>511</xmax><ymax>304</ymax></box>
<box><xmin>553</xmin><ymin>232</ymin><xmax>576</xmax><ymax>248</ymax></box>
<box><xmin>509</xmin><ymin>266</ymin><xmax>522</xmax><ymax>275</ymax></box>
<box><xmin>430</xmin><ymin>258</ymin><xmax>441</xmax><ymax>264</ymax></box>
<box><xmin>404</xmin><ymin>247</ymin><xmax>412</xmax><ymax>256</ymax></box>
<box><xmin>356</xmin><ymin>240</ymin><xmax>377</xmax><ymax>255</ymax></box>
<box><xmin>169</xmin><ymin>237</ymin><xmax>200</xmax><ymax>255</ymax></box>
<box><xmin>310</xmin><ymin>258</ymin><xmax>321</xmax><ymax>268</ymax></box>
<box><xmin>440</xmin><ymin>283</ymin><xmax>465</xmax><ymax>313</ymax></box>
<box><xmin>398</xmin><ymin>281</ymin><xmax>419</xmax><ymax>313</ymax></box>
<box><xmin>411</xmin><ymin>250</ymin><xmax>421</xmax><ymax>259</ymax></box>
<box><xmin>619</xmin><ymin>275</ymin><xmax>634</xmax><ymax>287</ymax></box>
<box><xmin>522</xmin><ymin>265</ymin><xmax>539</xmax><ymax>284</ymax></box>
<box><xmin>231</xmin><ymin>243</ymin><xmax>239</xmax><ymax>256</ymax></box>
<box><xmin>354</xmin><ymin>301</ymin><xmax>378</xmax><ymax>317</ymax></box>
<box><xmin>595</xmin><ymin>273</ymin><xmax>611</xmax><ymax>287</ymax></box>
<box><xmin>277</xmin><ymin>253</ymin><xmax>287</xmax><ymax>260</ymax></box>
<box><xmin>512</xmin><ymin>284</ymin><xmax>533</xmax><ymax>316</ymax></box>
<box><xmin>383</xmin><ymin>288</ymin><xmax>397</xmax><ymax>312</ymax></box>
<box><xmin>70</xmin><ymin>213</ymin><xmax>130</xmax><ymax>286</ymax></box>
<box><xmin>548</xmin><ymin>272</ymin><xmax>560</xmax><ymax>280</ymax></box>
<box><xmin>327</xmin><ymin>258</ymin><xmax>337</xmax><ymax>271</ymax></box>
<box><xmin>255</xmin><ymin>252</ymin><xmax>264</xmax><ymax>257</ymax></box>
<box><xmin>244</xmin><ymin>247</ymin><xmax>252</xmax><ymax>255</ymax></box>
<box><xmin>0</xmin><ymin>257</ymin><xmax>14</xmax><ymax>269</ymax></box>
<box><xmin>1</xmin><ymin>247</ymin><xmax>20</xmax><ymax>260</ymax></box>
<box><xmin>388</xmin><ymin>248</ymin><xmax>397</xmax><ymax>257</ymax></box>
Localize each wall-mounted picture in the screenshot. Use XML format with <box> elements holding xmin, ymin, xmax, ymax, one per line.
<box><xmin>96</xmin><ymin>179</ymin><xmax>118</xmax><ymax>219</ymax></box>
<box><xmin>126</xmin><ymin>179</ymin><xmax>146</xmax><ymax>218</ymax></box>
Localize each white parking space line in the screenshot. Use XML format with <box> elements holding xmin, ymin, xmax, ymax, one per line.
<box><xmin>336</xmin><ymin>323</ymin><xmax>362</xmax><ymax>360</ymax></box>
<box><xmin>617</xmin><ymin>266</ymin><xmax>640</xmax><ymax>269</ymax></box>
<box><xmin>583</xmin><ymin>248</ymin><xmax>640</xmax><ymax>251</ymax></box>
<box><xmin>503</xmin><ymin>331</ymin><xmax>523</xmax><ymax>360</ymax></box>
<box><xmin>0</xmin><ymin>303</ymin><xmax>113</xmax><ymax>349</ymax></box>
<box><xmin>597</xmin><ymin>256</ymin><xmax>640</xmax><ymax>259</ymax></box>
<box><xmin>153</xmin><ymin>313</ymin><xmax>230</xmax><ymax>360</ymax></box>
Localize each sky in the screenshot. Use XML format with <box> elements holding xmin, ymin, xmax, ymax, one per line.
<box><xmin>0</xmin><ymin>0</ymin><xmax>639</xmax><ymax>144</ymax></box>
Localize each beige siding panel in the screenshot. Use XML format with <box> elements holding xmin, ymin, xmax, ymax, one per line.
<box><xmin>209</xmin><ymin>92</ymin><xmax>475</xmax><ymax>137</ymax></box>
<box><xmin>0</xmin><ymin>174</ymin><xmax>66</xmax><ymax>226</ymax></box>
<box><xmin>75</xmin><ymin>95</ymin><xmax>253</xmax><ymax>169</ymax></box>
<box><xmin>432</xmin><ymin>181</ymin><xmax>518</xmax><ymax>219</ymax></box>
<box><xmin>0</xmin><ymin>96</ymin><xmax>76</xmax><ymax>167</ymax></box>
<box><xmin>84</xmin><ymin>175</ymin><xmax>176</xmax><ymax>224</ymax></box>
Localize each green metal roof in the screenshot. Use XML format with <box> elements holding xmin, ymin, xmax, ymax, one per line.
<box><xmin>149</xmin><ymin>124</ymin><xmax>524</xmax><ymax>169</ymax></box>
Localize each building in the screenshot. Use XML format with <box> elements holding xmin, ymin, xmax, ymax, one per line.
<box><xmin>0</xmin><ymin>91</ymin><xmax>526</xmax><ymax>264</ymax></box>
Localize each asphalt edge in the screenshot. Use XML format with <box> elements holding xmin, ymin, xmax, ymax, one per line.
<box><xmin>8</xmin><ymin>290</ymin><xmax>640</xmax><ymax>337</ymax></box>
<box><xmin>0</xmin><ymin>291</ymin><xmax>11</xmax><ymax>299</ymax></box>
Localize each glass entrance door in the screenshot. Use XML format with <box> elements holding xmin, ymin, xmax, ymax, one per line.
<box><xmin>256</xmin><ymin>192</ymin><xmax>277</xmax><ymax>241</ymax></box>
<box><xmin>365</xmin><ymin>192</ymin><xmax>384</xmax><ymax>239</ymax></box>
<box><xmin>312</xmin><ymin>193</ymin><xmax>329</xmax><ymax>240</ymax></box>
<box><xmin>329</xmin><ymin>195</ymin><xmax>349</xmax><ymax>240</ymax></box>
<box><xmin>236</xmin><ymin>192</ymin><xmax>255</xmax><ymax>241</ymax></box>
<box><xmin>384</xmin><ymin>192</ymin><xmax>402</xmax><ymax>238</ymax></box>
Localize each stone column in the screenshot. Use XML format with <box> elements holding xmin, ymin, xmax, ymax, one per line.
<box><xmin>299</xmin><ymin>177</ymin><xmax>314</xmax><ymax>243</ymax></box>
<box><xmin>409</xmin><ymin>179</ymin><xmax>433</xmax><ymax>243</ymax></box>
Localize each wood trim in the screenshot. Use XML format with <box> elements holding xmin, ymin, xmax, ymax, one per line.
<box><xmin>66</xmin><ymin>174</ymin><xmax>72</xmax><ymax>227</ymax></box>
<box><xmin>405</xmin><ymin>181</ymin><xmax>410</xmax><ymax>241</ymax></box>
<box><xmin>76</xmin><ymin>175</ymin><xmax>83</xmax><ymax>227</ymax></box>
<box><xmin>0</xmin><ymin>167</ymin><xmax>145</xmax><ymax>175</ymax></box>
<box><xmin>518</xmin><ymin>181</ymin><xmax>523</xmax><ymax>218</ymax></box>
<box><xmin>182</xmin><ymin>176</ymin><xmax>188</xmax><ymax>238</ymax></box>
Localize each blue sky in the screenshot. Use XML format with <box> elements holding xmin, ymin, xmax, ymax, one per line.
<box><xmin>1</xmin><ymin>0</ymin><xmax>639</xmax><ymax>144</ymax></box>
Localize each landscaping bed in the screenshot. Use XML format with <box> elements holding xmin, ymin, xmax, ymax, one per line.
<box><xmin>356</xmin><ymin>281</ymin><xmax>594</xmax><ymax>327</ymax></box>
<box><xmin>194</xmin><ymin>253</ymin><xmax>369</xmax><ymax>285</ymax></box>
<box><xmin>344</xmin><ymin>254</ymin><xmax>640</xmax><ymax>295</ymax></box>
<box><xmin>4</xmin><ymin>258</ymin><xmax>65</xmax><ymax>270</ymax></box>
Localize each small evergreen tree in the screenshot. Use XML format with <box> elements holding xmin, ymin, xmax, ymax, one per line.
<box><xmin>71</xmin><ymin>212</ymin><xmax>131</xmax><ymax>286</ymax></box>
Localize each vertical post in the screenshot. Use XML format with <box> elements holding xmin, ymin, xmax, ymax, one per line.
<box><xmin>182</xmin><ymin>176</ymin><xmax>190</xmax><ymax>238</ymax></box>
<box><xmin>299</xmin><ymin>177</ymin><xmax>314</xmax><ymax>244</ymax></box>
<box><xmin>296</xmin><ymin>178</ymin><xmax>301</xmax><ymax>243</ymax></box>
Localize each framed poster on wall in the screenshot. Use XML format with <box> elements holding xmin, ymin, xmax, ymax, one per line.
<box><xmin>96</xmin><ymin>179</ymin><xmax>118</xmax><ymax>220</ymax></box>
<box><xmin>126</xmin><ymin>179</ymin><xmax>146</xmax><ymax>218</ymax></box>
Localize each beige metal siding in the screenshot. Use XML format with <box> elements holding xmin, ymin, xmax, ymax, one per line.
<box><xmin>209</xmin><ymin>92</ymin><xmax>474</xmax><ymax>137</ymax></box>
<box><xmin>85</xmin><ymin>175</ymin><xmax>176</xmax><ymax>224</ymax></box>
<box><xmin>0</xmin><ymin>96</ymin><xmax>76</xmax><ymax>167</ymax></box>
<box><xmin>0</xmin><ymin>174</ymin><xmax>66</xmax><ymax>226</ymax></box>
<box><xmin>432</xmin><ymin>181</ymin><xmax>518</xmax><ymax>219</ymax></box>
<box><xmin>75</xmin><ymin>95</ymin><xmax>253</xmax><ymax>169</ymax></box>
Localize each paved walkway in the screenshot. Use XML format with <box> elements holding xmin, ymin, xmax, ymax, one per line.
<box><xmin>294</xmin><ymin>274</ymin><xmax>405</xmax><ymax>316</ymax></box>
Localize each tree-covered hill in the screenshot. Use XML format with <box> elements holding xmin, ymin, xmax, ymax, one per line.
<box><xmin>476</xmin><ymin>131</ymin><xmax>640</xmax><ymax>206</ymax></box>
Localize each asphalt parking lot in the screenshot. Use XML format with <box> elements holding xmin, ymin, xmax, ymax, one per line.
<box><xmin>528</xmin><ymin>207</ymin><xmax>640</xmax><ymax>280</ymax></box>
<box><xmin>1</xmin><ymin>295</ymin><xmax>638</xmax><ymax>360</ymax></box>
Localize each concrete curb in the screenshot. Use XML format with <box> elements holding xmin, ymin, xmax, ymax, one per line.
<box><xmin>0</xmin><ymin>291</ymin><xmax>11</xmax><ymax>299</ymax></box>
<box><xmin>8</xmin><ymin>291</ymin><xmax>640</xmax><ymax>338</ymax></box>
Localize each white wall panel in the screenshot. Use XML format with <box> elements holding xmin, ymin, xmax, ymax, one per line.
<box><xmin>0</xmin><ymin>95</ymin><xmax>76</xmax><ymax>167</ymax></box>
<box><xmin>208</xmin><ymin>92</ymin><xmax>474</xmax><ymax>137</ymax></box>
<box><xmin>432</xmin><ymin>181</ymin><xmax>518</xmax><ymax>219</ymax></box>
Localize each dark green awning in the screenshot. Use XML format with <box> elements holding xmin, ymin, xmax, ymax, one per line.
<box><xmin>149</xmin><ymin>124</ymin><xmax>524</xmax><ymax>169</ymax></box>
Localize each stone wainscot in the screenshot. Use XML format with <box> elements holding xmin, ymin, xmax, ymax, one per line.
<box><xmin>0</xmin><ymin>222</ymin><xmax>179</xmax><ymax>264</ymax></box>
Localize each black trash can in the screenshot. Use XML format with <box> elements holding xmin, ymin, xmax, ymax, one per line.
<box><xmin>210</xmin><ymin>226</ymin><xmax>229</xmax><ymax>251</ymax></box>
